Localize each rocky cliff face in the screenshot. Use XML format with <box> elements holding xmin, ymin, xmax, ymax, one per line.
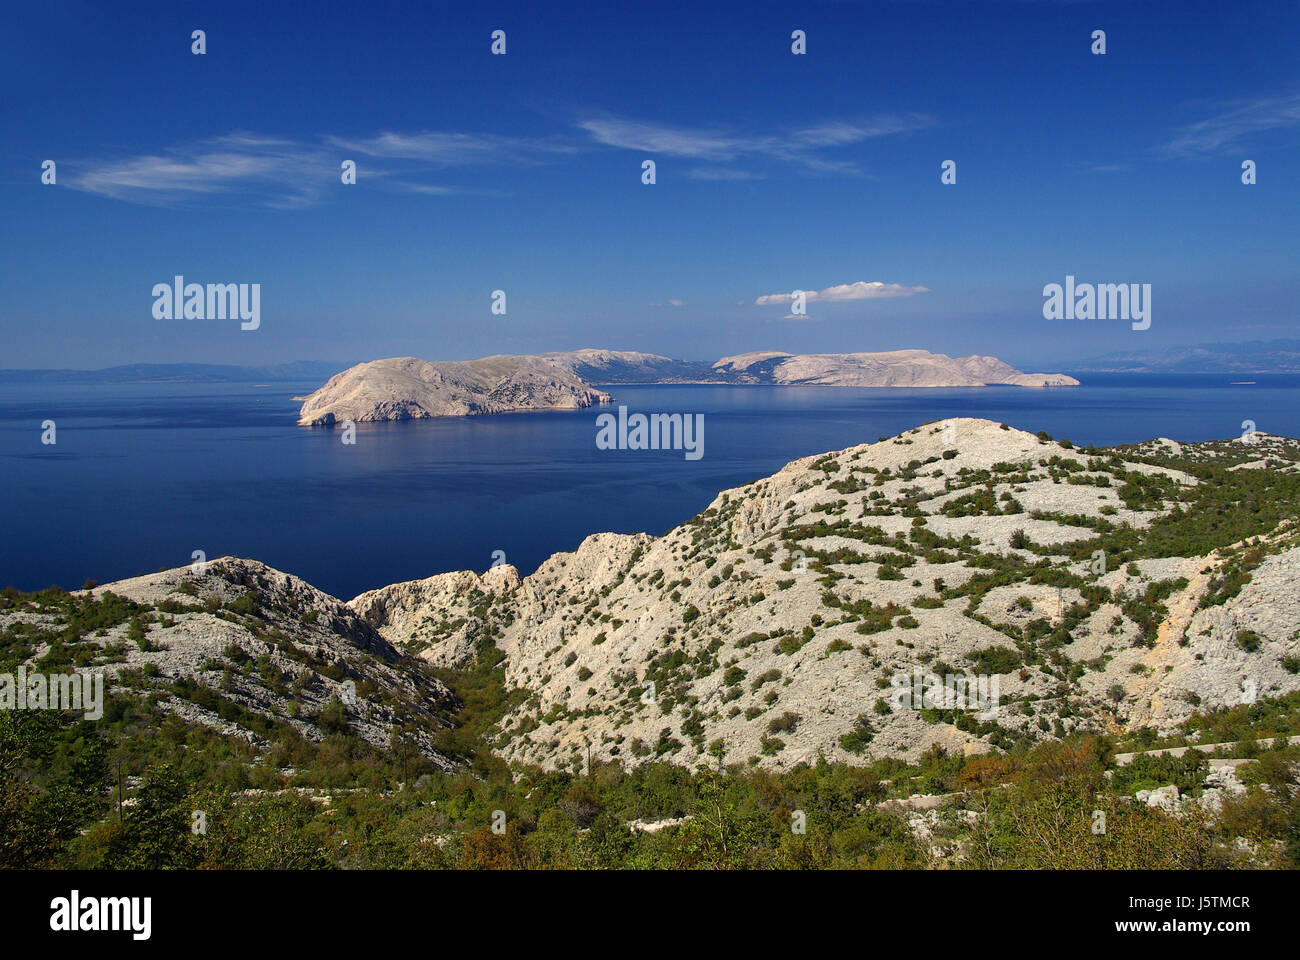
<box><xmin>297</xmin><ymin>355</ymin><xmax>612</xmax><ymax>426</ymax></box>
<box><xmin>348</xmin><ymin>418</ymin><xmax>1300</xmax><ymax>773</ymax></box>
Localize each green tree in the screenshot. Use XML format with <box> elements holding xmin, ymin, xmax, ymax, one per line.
<box><xmin>99</xmin><ymin>764</ymin><xmax>200</xmax><ymax>869</ymax></box>
<box><xmin>0</xmin><ymin>711</ymin><xmax>111</xmax><ymax>868</ymax></box>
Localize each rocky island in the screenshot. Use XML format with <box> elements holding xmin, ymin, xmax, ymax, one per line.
<box><xmin>709</xmin><ymin>349</ymin><xmax>1079</xmax><ymax>388</ymax></box>
<box><xmin>296</xmin><ymin>355</ymin><xmax>613</xmax><ymax>426</ymax></box>
<box><xmin>298</xmin><ymin>349</ymin><xmax>1078</xmax><ymax>426</ymax></box>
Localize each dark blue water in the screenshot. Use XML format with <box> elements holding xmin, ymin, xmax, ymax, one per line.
<box><xmin>1</xmin><ymin>374</ymin><xmax>1296</xmax><ymax>599</ymax></box>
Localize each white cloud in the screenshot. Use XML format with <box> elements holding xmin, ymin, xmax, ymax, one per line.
<box><xmin>395</xmin><ymin>182</ymin><xmax>509</xmax><ymax>197</ymax></box>
<box><xmin>578</xmin><ymin>113</ymin><xmax>933</xmax><ymax>174</ymax></box>
<box><xmin>70</xmin><ymin>133</ymin><xmax>335</xmax><ymax>207</ymax></box>
<box><xmin>795</xmin><ymin>117</ymin><xmax>934</xmax><ymax>146</ymax></box>
<box><xmin>64</xmin><ymin>108</ymin><xmax>936</xmax><ymax>208</ymax></box>
<box><xmin>325</xmin><ymin>130</ymin><xmax>575</xmax><ymax>164</ymax></box>
<box><xmin>685</xmin><ymin>167</ymin><xmax>762</xmax><ymax>181</ymax></box>
<box><xmin>68</xmin><ymin>128</ymin><xmax>573</xmax><ymax>207</ymax></box>
<box><xmin>755</xmin><ymin>281</ymin><xmax>930</xmax><ymax>305</ymax></box>
<box><xmin>1165</xmin><ymin>93</ymin><xmax>1300</xmax><ymax>154</ymax></box>
<box><xmin>578</xmin><ymin>118</ymin><xmax>744</xmax><ymax>160</ymax></box>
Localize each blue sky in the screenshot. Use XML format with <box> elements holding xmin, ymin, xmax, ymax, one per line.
<box><xmin>2</xmin><ymin>0</ymin><xmax>1297</xmax><ymax>370</ymax></box>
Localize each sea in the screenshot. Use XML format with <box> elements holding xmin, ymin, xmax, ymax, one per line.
<box><xmin>2</xmin><ymin>373</ymin><xmax>1296</xmax><ymax>599</ymax></box>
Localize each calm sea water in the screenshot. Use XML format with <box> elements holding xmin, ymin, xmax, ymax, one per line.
<box><xmin>2</xmin><ymin>374</ymin><xmax>1296</xmax><ymax>599</ymax></box>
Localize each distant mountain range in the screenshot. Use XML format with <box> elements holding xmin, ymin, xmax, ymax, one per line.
<box><xmin>1074</xmin><ymin>339</ymin><xmax>1300</xmax><ymax>374</ymax></box>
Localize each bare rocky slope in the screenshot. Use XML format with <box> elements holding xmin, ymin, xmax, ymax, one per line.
<box><xmin>349</xmin><ymin>418</ymin><xmax>1300</xmax><ymax>773</ymax></box>
<box><xmin>297</xmin><ymin>355</ymin><xmax>612</xmax><ymax>426</ymax></box>
<box><xmin>1</xmin><ymin>558</ymin><xmax>459</xmax><ymax>764</ymax></box>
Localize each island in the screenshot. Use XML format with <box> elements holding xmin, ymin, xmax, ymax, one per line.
<box><xmin>296</xmin><ymin>355</ymin><xmax>613</xmax><ymax>426</ymax></box>
<box><xmin>297</xmin><ymin>349</ymin><xmax>1079</xmax><ymax>425</ymax></box>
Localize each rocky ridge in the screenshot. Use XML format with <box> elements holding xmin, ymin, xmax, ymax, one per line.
<box><xmin>347</xmin><ymin>418</ymin><xmax>1300</xmax><ymax>773</ymax></box>
<box><xmin>0</xmin><ymin>558</ymin><xmax>459</xmax><ymax>764</ymax></box>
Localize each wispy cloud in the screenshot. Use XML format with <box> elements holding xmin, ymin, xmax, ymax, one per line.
<box><xmin>578</xmin><ymin>117</ymin><xmax>745</xmax><ymax>160</ymax></box>
<box><xmin>755</xmin><ymin>281</ymin><xmax>930</xmax><ymax>305</ymax></box>
<box><xmin>1071</xmin><ymin>160</ymin><xmax>1129</xmax><ymax>173</ymax></box>
<box><xmin>393</xmin><ymin>182</ymin><xmax>510</xmax><ymax>198</ymax></box>
<box><xmin>578</xmin><ymin>113</ymin><xmax>932</xmax><ymax>174</ymax></box>
<box><xmin>66</xmin><ymin>109</ymin><xmax>935</xmax><ymax>207</ymax></box>
<box><xmin>685</xmin><ymin>167</ymin><xmax>763</xmax><ymax>181</ymax></box>
<box><xmin>1165</xmin><ymin>93</ymin><xmax>1300</xmax><ymax>154</ymax></box>
<box><xmin>70</xmin><ymin>133</ymin><xmax>336</xmax><ymax>208</ymax></box>
<box><xmin>325</xmin><ymin>130</ymin><xmax>576</xmax><ymax>165</ymax></box>
<box><xmin>68</xmin><ymin>128</ymin><xmax>572</xmax><ymax>207</ymax></box>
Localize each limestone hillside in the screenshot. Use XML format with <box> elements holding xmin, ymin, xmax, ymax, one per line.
<box><xmin>1</xmin><ymin>558</ymin><xmax>459</xmax><ymax>766</ymax></box>
<box><xmin>350</xmin><ymin>418</ymin><xmax>1300</xmax><ymax>772</ymax></box>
